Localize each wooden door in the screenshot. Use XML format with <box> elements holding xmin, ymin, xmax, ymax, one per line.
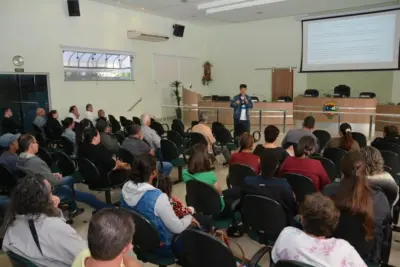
<box><xmin>272</xmin><ymin>68</ymin><xmax>294</xmax><ymax>101</ymax></box>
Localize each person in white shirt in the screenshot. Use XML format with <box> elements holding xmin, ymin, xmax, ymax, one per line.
<box><xmin>85</xmin><ymin>104</ymin><xmax>97</xmax><ymax>125</ymax></box>
<box><xmin>272</xmin><ymin>193</ymin><xmax>366</xmax><ymax>267</ymax></box>
<box><xmin>230</xmin><ymin>84</ymin><xmax>253</xmax><ymax>137</ymax></box>
<box><xmin>68</xmin><ymin>105</ymin><xmax>80</xmax><ymax>123</ymax></box>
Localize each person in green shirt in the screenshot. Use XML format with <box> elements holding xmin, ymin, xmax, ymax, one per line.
<box><xmin>182</xmin><ymin>144</ymin><xmax>225</xmax><ymax>210</ymax></box>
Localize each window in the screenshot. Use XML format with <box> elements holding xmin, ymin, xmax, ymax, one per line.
<box><xmin>153</xmin><ymin>54</ymin><xmax>200</xmax><ymax>83</ymax></box>
<box><xmin>63</xmin><ymin>50</ymin><xmax>133</xmax><ymax>81</ymax></box>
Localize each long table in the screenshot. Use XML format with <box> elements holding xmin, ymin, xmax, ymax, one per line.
<box><xmin>376</xmin><ymin>105</ymin><xmax>400</xmax><ymax>131</ymax></box>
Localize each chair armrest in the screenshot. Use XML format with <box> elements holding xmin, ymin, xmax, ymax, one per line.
<box><xmin>107</xmin><ymin>169</ymin><xmax>128</xmax><ymax>187</ymax></box>
<box><xmin>249</xmin><ymin>246</ymin><xmax>271</xmax><ymax>267</ymax></box>
<box><xmin>162</xmin><ymin>123</ymin><xmax>170</xmax><ymax>131</ymax></box>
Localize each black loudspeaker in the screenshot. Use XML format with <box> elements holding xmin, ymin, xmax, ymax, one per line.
<box><xmin>173</xmin><ymin>24</ymin><xmax>185</xmax><ymax>37</ymax></box>
<box><xmin>67</xmin><ymin>0</ymin><xmax>80</xmax><ymax>17</ymax></box>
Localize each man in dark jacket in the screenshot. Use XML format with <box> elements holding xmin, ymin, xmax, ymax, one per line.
<box><xmin>1</xmin><ymin>108</ymin><xmax>21</xmax><ymax>134</ymax></box>
<box><xmin>96</xmin><ymin>120</ymin><xmax>120</xmax><ymax>155</ymax></box>
<box><xmin>230</xmin><ymin>84</ymin><xmax>253</xmax><ymax>134</ymax></box>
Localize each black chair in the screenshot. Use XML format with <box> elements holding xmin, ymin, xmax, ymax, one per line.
<box><xmin>332</xmin><ymin>211</ymin><xmax>374</xmax><ymax>262</ymax></box>
<box><xmin>189</xmin><ymin>132</ymin><xmax>208</xmax><ymax>147</ymax></box>
<box><xmin>283</xmin><ymin>173</ymin><xmax>317</xmax><ymax>204</ymax></box>
<box><xmin>151</xmin><ymin>120</ymin><xmax>168</xmax><ymax>137</ymax></box>
<box><xmin>120</xmin><ymin>116</ymin><xmax>128</xmax><ymax>127</ymax></box>
<box><xmin>125</xmin><ymin>209</ymin><xmax>177</xmax><ymax>267</ymax></box>
<box><xmin>352</xmin><ymin>132</ymin><xmax>367</xmax><ymax>148</ymax></box>
<box><xmin>373</xmin><ymin>141</ymin><xmax>400</xmax><ymax>160</ymax></box>
<box><xmin>160</xmin><ymin>139</ymin><xmax>186</xmax><ymax>183</ymax></box>
<box><xmin>242</xmin><ymin>195</ymin><xmax>288</xmax><ymax>245</ymax></box>
<box><xmin>379</xmin><ymin>150</ymin><xmax>400</xmax><ymax>176</ymax></box>
<box><xmin>132</xmin><ymin>116</ymin><xmax>141</xmax><ymax>125</ymax></box>
<box><xmin>114</xmin><ymin>130</ymin><xmax>127</xmax><ymax>144</ymax></box>
<box><xmin>274</xmin><ymin>260</ymin><xmax>314</xmax><ymax>267</ymax></box>
<box><xmin>108</xmin><ymin>114</ymin><xmax>121</xmax><ymax>133</ymax></box>
<box><xmin>312</xmin><ymin>130</ymin><xmax>331</xmax><ymax>149</ymax></box>
<box><xmin>119</xmin><ymin>148</ymin><xmax>135</xmax><ymax>166</ymax></box>
<box><xmin>37</xmin><ymin>146</ymin><xmax>53</xmax><ymax>168</ymax></box>
<box><xmin>166</xmin><ymin>130</ymin><xmax>187</xmax><ymax>154</ymax></box>
<box><xmin>228</xmin><ymin>164</ymin><xmax>256</xmax><ymax>188</ymax></box>
<box><xmin>180</xmin><ymin>228</ymin><xmax>268</xmax><ymax>267</ymax></box>
<box><xmin>0</xmin><ymin>164</ymin><xmax>17</xmax><ymax>196</ymax></box>
<box><xmin>54</xmin><ymin>151</ymin><xmax>76</xmax><ymax>177</ymax></box>
<box><xmin>77</xmin><ymin>158</ymin><xmax>126</xmax><ymax>204</ymax></box>
<box><xmin>60</xmin><ymin>136</ymin><xmax>75</xmax><ymax>156</ymax></box>
<box><xmin>310</xmin><ymin>156</ymin><xmax>336</xmax><ymax>182</ymax></box>
<box><xmin>214</xmin><ymin>127</ymin><xmax>237</xmax><ymax>151</ymax></box>
<box><xmin>323</xmin><ymin>147</ymin><xmax>347</xmax><ymax>178</ymax></box>
<box><xmin>212</xmin><ymin>121</ymin><xmax>226</xmax><ymax>135</ymax></box>
<box><xmin>44</xmin><ymin>125</ymin><xmax>62</xmax><ymax>141</ymax></box>
<box><xmin>186</xmin><ymin>180</ymin><xmax>222</xmax><ymax>216</ymax></box>
<box><xmin>7</xmin><ymin>251</ymin><xmax>40</xmax><ymax>267</ymax></box>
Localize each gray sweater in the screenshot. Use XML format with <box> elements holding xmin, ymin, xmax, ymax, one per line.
<box><xmin>16</xmin><ymin>153</ymin><xmax>59</xmax><ymax>185</ymax></box>
<box><xmin>2</xmin><ymin>213</ymin><xmax>86</xmax><ymax>267</ymax></box>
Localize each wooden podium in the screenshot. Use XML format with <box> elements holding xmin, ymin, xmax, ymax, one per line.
<box><xmin>182</xmin><ymin>88</ymin><xmax>202</xmax><ymax>125</ymax></box>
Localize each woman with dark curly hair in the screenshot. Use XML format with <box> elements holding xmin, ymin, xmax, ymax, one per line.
<box><xmin>2</xmin><ymin>174</ymin><xmax>86</xmax><ymax>267</ymax></box>
<box><xmin>272</xmin><ymin>193</ymin><xmax>365</xmax><ymax>266</ymax></box>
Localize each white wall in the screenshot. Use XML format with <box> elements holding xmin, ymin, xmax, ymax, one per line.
<box><xmin>207</xmin><ymin>17</ymin><xmax>307</xmax><ymax>101</ymax></box>
<box><xmin>0</xmin><ymin>0</ymin><xmax>209</xmax><ymax>119</ymax></box>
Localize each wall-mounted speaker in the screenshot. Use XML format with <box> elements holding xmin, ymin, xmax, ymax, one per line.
<box><xmin>173</xmin><ymin>24</ymin><xmax>185</xmax><ymax>37</ymax></box>
<box><xmin>67</xmin><ymin>0</ymin><xmax>80</xmax><ymax>17</ymax></box>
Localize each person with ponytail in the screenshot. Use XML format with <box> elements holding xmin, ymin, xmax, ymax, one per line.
<box><xmin>323</xmin><ymin>152</ymin><xmax>391</xmax><ymax>263</ymax></box>
<box><xmin>327</xmin><ymin>123</ymin><xmax>360</xmax><ymax>152</ymax></box>
<box><xmin>279</xmin><ymin>136</ymin><xmax>330</xmax><ymax>191</ymax></box>
<box><xmin>121</xmin><ymin>154</ymin><xmax>199</xmax><ymax>257</ymax></box>
<box><xmin>229</xmin><ymin>132</ymin><xmax>260</xmax><ymax>174</ymax></box>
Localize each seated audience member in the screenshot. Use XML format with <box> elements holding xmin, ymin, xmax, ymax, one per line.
<box><xmin>361</xmin><ymin>146</ymin><xmax>399</xmax><ymax>205</ymax></box>
<box><xmin>192</xmin><ymin>113</ymin><xmax>231</xmax><ymax>164</ymax></box>
<box><xmin>96</xmin><ymin>120</ymin><xmax>120</xmax><ymax>155</ymax></box>
<box><xmin>2</xmin><ymin>175</ymin><xmax>87</xmax><ymax>267</ymax></box>
<box><xmin>72</xmin><ymin>208</ymin><xmax>140</xmax><ymax>267</ymax></box>
<box><xmin>78</xmin><ymin>128</ymin><xmax>130</xmax><ymax>179</ymax></box>
<box><xmin>182</xmin><ymin>144</ymin><xmax>225</xmax><ymax>210</ymax></box>
<box><xmin>325</xmin><ymin>123</ymin><xmax>360</xmax><ymax>152</ymax></box>
<box><xmin>229</xmin><ymin>133</ymin><xmax>260</xmax><ymax>174</ymax></box>
<box><xmin>272</xmin><ymin>193</ymin><xmax>366</xmax><ymax>267</ymax></box>
<box><xmin>279</xmin><ymin>136</ymin><xmax>330</xmax><ymax>191</ymax></box>
<box><xmin>253</xmin><ymin>125</ymin><xmax>289</xmax><ymax>163</ymax></box>
<box><xmin>1</xmin><ymin>108</ymin><xmax>21</xmax><ymax>134</ymax></box>
<box><xmin>61</xmin><ymin>117</ymin><xmax>77</xmax><ymax>154</ymax></box>
<box><xmin>68</xmin><ymin>105</ymin><xmax>80</xmax><ymax>123</ymax></box>
<box><xmin>121</xmin><ymin>155</ymin><xmax>198</xmax><ymax>256</ymax></box>
<box><xmin>33</xmin><ymin>108</ymin><xmax>47</xmax><ymax>132</ymax></box>
<box><xmin>85</xmin><ymin>103</ymin><xmax>97</xmax><ymax>125</ymax></box>
<box><xmin>17</xmin><ymin>134</ymin><xmax>107</xmax><ymax>211</ymax></box>
<box><xmin>140</xmin><ymin>114</ymin><xmax>161</xmax><ymax>151</ymax></box>
<box><xmin>122</xmin><ymin>124</ymin><xmax>173</xmax><ymax>176</ymax></box>
<box><xmin>46</xmin><ymin>110</ymin><xmax>63</xmax><ymax>138</ymax></box>
<box><xmin>0</xmin><ymin>133</ymin><xmax>20</xmax><ymax>172</ymax></box>
<box><xmin>244</xmin><ymin>157</ymin><xmax>297</xmax><ymax>223</ymax></box>
<box><xmin>372</xmin><ymin>125</ymin><xmax>400</xmax><ymax>146</ymax></box>
<box><xmin>281</xmin><ymin>116</ymin><xmax>318</xmax><ymax>149</ymax></box>
<box><xmin>97</xmin><ymin>109</ymin><xmax>107</xmax><ymax>123</ymax></box>
<box><xmin>323</xmin><ymin>152</ymin><xmax>391</xmax><ymax>263</ymax></box>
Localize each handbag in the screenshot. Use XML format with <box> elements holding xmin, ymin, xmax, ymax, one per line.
<box><xmin>213</xmin><ymin>229</ymin><xmax>249</xmax><ymax>267</ymax></box>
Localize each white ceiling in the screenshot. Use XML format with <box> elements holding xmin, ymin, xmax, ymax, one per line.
<box><xmin>91</xmin><ymin>0</ymin><xmax>399</xmax><ymax>26</ymax></box>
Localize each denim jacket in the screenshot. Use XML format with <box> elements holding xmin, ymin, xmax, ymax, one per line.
<box><xmin>230</xmin><ymin>94</ymin><xmax>253</xmax><ymax>121</ymax></box>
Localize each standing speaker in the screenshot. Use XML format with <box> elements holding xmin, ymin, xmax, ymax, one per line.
<box><xmin>67</xmin><ymin>0</ymin><xmax>80</xmax><ymax>17</ymax></box>
<box><xmin>173</xmin><ymin>24</ymin><xmax>185</xmax><ymax>37</ymax></box>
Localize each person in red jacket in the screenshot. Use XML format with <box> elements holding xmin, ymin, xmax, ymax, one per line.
<box><xmin>280</xmin><ymin>135</ymin><xmax>330</xmax><ymax>191</ymax></box>
<box><xmin>229</xmin><ymin>132</ymin><xmax>260</xmax><ymax>174</ymax></box>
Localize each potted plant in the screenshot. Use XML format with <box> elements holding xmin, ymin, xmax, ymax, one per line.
<box><xmin>171</xmin><ymin>80</ymin><xmax>182</xmax><ymax>119</ymax></box>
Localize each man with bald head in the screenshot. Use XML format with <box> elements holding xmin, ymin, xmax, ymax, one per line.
<box><xmin>33</xmin><ymin>108</ymin><xmax>47</xmax><ymax>132</ymax></box>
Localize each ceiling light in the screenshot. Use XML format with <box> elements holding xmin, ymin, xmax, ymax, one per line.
<box><xmin>206</xmin><ymin>0</ymin><xmax>286</xmax><ymax>14</ymax></box>
<box><xmin>141</xmin><ymin>7</ymin><xmax>144</xmax><ymax>10</ymax></box>
<box><xmin>198</xmin><ymin>0</ymin><xmax>247</xmax><ymax>10</ymax></box>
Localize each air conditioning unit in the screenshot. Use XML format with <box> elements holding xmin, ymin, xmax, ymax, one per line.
<box><xmin>127</xmin><ymin>30</ymin><xmax>169</xmax><ymax>42</ymax></box>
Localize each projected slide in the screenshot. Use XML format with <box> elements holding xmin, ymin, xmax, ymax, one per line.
<box><xmin>301</xmin><ymin>10</ymin><xmax>400</xmax><ymax>72</ymax></box>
